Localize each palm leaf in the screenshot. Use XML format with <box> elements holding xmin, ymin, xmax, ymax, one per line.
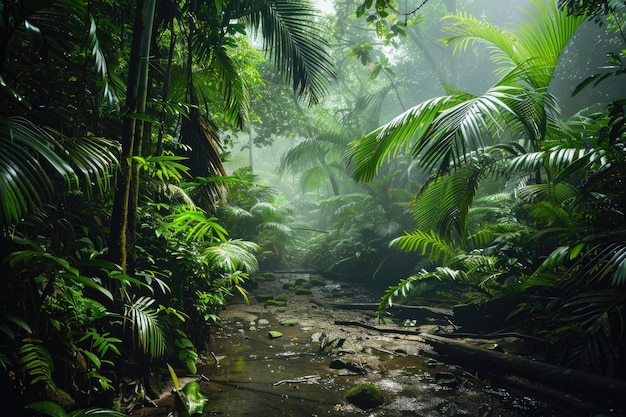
<box><xmin>203</xmin><ymin>240</ymin><xmax>260</xmax><ymax>273</ymax></box>
<box><xmin>245</xmin><ymin>0</ymin><xmax>335</xmax><ymax>104</ymax></box>
<box><xmin>347</xmin><ymin>95</ymin><xmax>465</xmax><ymax>182</ymax></box>
<box><xmin>125</xmin><ymin>297</ymin><xmax>165</xmax><ymax>359</ymax></box>
<box><xmin>0</xmin><ymin>117</ymin><xmax>119</xmax><ymax>226</ymax></box>
<box><xmin>411</xmin><ymin>156</ymin><xmax>488</xmax><ymax>242</ymax></box>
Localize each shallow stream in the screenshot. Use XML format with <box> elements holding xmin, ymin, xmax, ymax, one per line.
<box><xmin>133</xmin><ymin>273</ymin><xmax>612</xmax><ymax>417</ymax></box>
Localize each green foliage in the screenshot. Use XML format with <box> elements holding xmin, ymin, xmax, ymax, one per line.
<box><xmin>124</xmin><ymin>297</ymin><xmax>166</xmax><ymax>359</ymax></box>
<box><xmin>18</xmin><ymin>338</ymin><xmax>55</xmax><ymax>389</ymax></box>
<box><xmin>391</xmin><ymin>230</ymin><xmax>460</xmax><ymax>265</ymax></box>
<box><xmin>24</xmin><ymin>401</ymin><xmax>126</xmax><ymax>417</ymax></box>
<box><xmin>167</xmin><ymin>365</ymin><xmax>209</xmax><ymax>417</ymax></box>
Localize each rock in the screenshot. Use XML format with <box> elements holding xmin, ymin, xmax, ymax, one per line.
<box><xmin>294</xmin><ymin>287</ymin><xmax>312</xmax><ymax>295</ymax></box>
<box><xmin>345</xmin><ymin>382</ymin><xmax>384</xmax><ymax>409</ymax></box>
<box><xmin>280</xmin><ymin>319</ymin><xmax>297</xmax><ymax>326</ymax></box>
<box><xmin>274</xmin><ymin>293</ymin><xmax>289</xmax><ymax>301</ymax></box>
<box><xmin>268</xmin><ymin>331</ymin><xmax>283</xmax><ymax>339</ymax></box>
<box><xmin>434</xmin><ymin>371</ymin><xmax>460</xmax><ymax>388</ymax></box>
<box><xmin>258</xmin><ymin>319</ymin><xmax>270</xmax><ymax>325</ymax></box>
<box><xmin>310</xmin><ymin>332</ymin><xmax>324</xmax><ymax>342</ymax></box>
<box><xmin>255</xmin><ymin>293</ymin><xmax>274</xmax><ymax>302</ymax></box>
<box><xmin>329</xmin><ymin>359</ymin><xmax>367</xmax><ymax>374</ymax></box>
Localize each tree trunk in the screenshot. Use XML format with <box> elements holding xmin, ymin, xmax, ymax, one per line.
<box><xmin>109</xmin><ymin>0</ymin><xmax>156</xmax><ymax>275</ymax></box>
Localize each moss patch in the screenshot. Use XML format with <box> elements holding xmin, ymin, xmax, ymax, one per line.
<box><xmin>345</xmin><ymin>382</ymin><xmax>384</xmax><ymax>409</ymax></box>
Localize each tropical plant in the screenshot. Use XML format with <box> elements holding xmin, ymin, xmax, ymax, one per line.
<box><xmin>352</xmin><ymin>0</ymin><xmax>626</xmax><ymax>375</ymax></box>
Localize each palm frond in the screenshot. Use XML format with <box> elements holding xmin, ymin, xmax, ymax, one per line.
<box><xmin>203</xmin><ymin>240</ymin><xmax>260</xmax><ymax>273</ymax></box>
<box><xmin>199</xmin><ymin>45</ymin><xmax>251</xmax><ymax>129</ymax></box>
<box><xmin>250</xmin><ymin>202</ymin><xmax>285</xmax><ymax>221</ymax></box>
<box><xmin>346</xmin><ymin>95</ymin><xmax>465</xmax><ymax>182</ymax></box>
<box><xmin>378</xmin><ymin>267</ymin><xmax>465</xmax><ymax>314</ymax></box>
<box><xmin>0</xmin><ymin>117</ymin><xmax>119</xmax><ymax>227</ymax></box>
<box><xmin>125</xmin><ymin>297</ymin><xmax>165</xmax><ymax>359</ymax></box>
<box><xmin>245</xmin><ymin>0</ymin><xmax>335</xmax><ymax>104</ymax></box>
<box><xmin>411</xmin><ymin>158</ymin><xmax>487</xmax><ymax>242</ymax></box>
<box><xmin>257</xmin><ymin>221</ymin><xmax>294</xmax><ymax>238</ymax></box>
<box><xmin>517</xmin><ymin>182</ymin><xmax>579</xmax><ymax>205</ymax></box>
<box><xmin>166</xmin><ymin>207</ymin><xmax>229</xmax><ymax>242</ymax></box>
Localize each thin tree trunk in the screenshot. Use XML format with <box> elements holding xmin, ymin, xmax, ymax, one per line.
<box><xmin>109</xmin><ymin>0</ymin><xmax>156</xmax><ymax>275</ymax></box>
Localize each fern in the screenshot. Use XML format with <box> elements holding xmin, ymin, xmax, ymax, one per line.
<box><xmin>18</xmin><ymin>338</ymin><xmax>55</xmax><ymax>389</ymax></box>
<box><xmin>390</xmin><ymin>230</ymin><xmax>460</xmax><ymax>264</ymax></box>
<box><xmin>78</xmin><ymin>328</ymin><xmax>121</xmax><ymax>365</ymax></box>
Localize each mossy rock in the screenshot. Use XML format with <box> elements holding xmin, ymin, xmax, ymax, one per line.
<box><xmin>265</xmin><ymin>299</ymin><xmax>287</xmax><ymax>307</ymax></box>
<box><xmin>262</xmin><ymin>272</ymin><xmax>276</xmax><ymax>281</ymax></box>
<box><xmin>268</xmin><ymin>330</ymin><xmax>283</xmax><ymax>339</ymax></box>
<box><xmin>275</xmin><ymin>306</ymin><xmax>287</xmax><ymax>313</ymax></box>
<box><xmin>326</xmin><ymin>290</ymin><xmax>345</xmax><ymax>298</ymax></box>
<box><xmin>282</xmin><ymin>283</ymin><xmax>294</xmax><ymax>290</ymax></box>
<box><xmin>274</xmin><ymin>293</ymin><xmax>289</xmax><ymax>301</ymax></box>
<box><xmin>280</xmin><ymin>319</ymin><xmax>297</xmax><ymax>326</ymax></box>
<box><xmin>309</xmin><ymin>276</ymin><xmax>326</xmax><ymax>287</ymax></box>
<box><xmin>345</xmin><ymin>382</ymin><xmax>384</xmax><ymax>409</ymax></box>
<box><xmin>251</xmin><ymin>275</ymin><xmax>265</xmax><ymax>283</ymax></box>
<box><xmin>294</xmin><ymin>287</ymin><xmax>312</xmax><ymax>295</ymax></box>
<box><xmin>256</xmin><ymin>293</ymin><xmax>274</xmax><ymax>302</ymax></box>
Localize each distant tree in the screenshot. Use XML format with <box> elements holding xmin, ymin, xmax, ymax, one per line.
<box><xmin>558</xmin><ymin>0</ymin><xmax>626</xmax><ymax>22</ymax></box>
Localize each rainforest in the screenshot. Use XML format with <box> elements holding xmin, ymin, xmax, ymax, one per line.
<box><xmin>1</xmin><ymin>0</ymin><xmax>625</xmax><ymax>416</ymax></box>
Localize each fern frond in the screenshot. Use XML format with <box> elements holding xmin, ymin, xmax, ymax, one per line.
<box><xmin>18</xmin><ymin>338</ymin><xmax>55</xmax><ymax>389</ymax></box>
<box><xmin>390</xmin><ymin>230</ymin><xmax>460</xmax><ymax>265</ymax></box>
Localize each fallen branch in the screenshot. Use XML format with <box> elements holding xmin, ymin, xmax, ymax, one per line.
<box><xmin>272</xmin><ymin>375</ymin><xmax>320</xmax><ymax>386</ymax></box>
<box><xmin>334</xmin><ymin>320</ymin><xmax>421</xmax><ymax>336</ymax></box>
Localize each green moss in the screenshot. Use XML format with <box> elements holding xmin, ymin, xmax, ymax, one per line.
<box><xmin>309</xmin><ymin>276</ymin><xmax>326</xmax><ymax>287</ymax></box>
<box><xmin>274</xmin><ymin>293</ymin><xmax>289</xmax><ymax>301</ymax></box>
<box><xmin>263</xmin><ymin>272</ymin><xmax>276</xmax><ymax>281</ymax></box>
<box><xmin>264</xmin><ymin>299</ymin><xmax>287</xmax><ymax>307</ymax></box>
<box><xmin>255</xmin><ymin>293</ymin><xmax>274</xmax><ymax>302</ymax></box>
<box><xmin>345</xmin><ymin>382</ymin><xmax>384</xmax><ymax>409</ymax></box>
<box><xmin>294</xmin><ymin>287</ymin><xmax>312</xmax><ymax>295</ymax></box>
<box><xmin>280</xmin><ymin>319</ymin><xmax>297</xmax><ymax>326</ymax></box>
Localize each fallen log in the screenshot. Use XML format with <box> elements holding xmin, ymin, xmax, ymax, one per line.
<box><xmin>334</xmin><ymin>320</ymin><xmax>422</xmax><ymax>336</ymax></box>
<box><xmin>419</xmin><ymin>333</ymin><xmax>626</xmax><ymax>407</ymax></box>
<box><xmin>321</xmin><ymin>303</ymin><xmax>453</xmax><ymax>322</ymax></box>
